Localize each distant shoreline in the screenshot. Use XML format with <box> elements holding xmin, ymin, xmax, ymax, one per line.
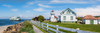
<box><xmin>0</xmin><ymin>21</ymin><xmax>24</xmax><ymax>26</ymax></box>
<box><xmin>0</xmin><ymin>23</ymin><xmax>20</xmax><ymax>27</ymax></box>
<box><xmin>0</xmin><ymin>25</ymin><xmax>13</xmax><ymax>26</ymax></box>
<box><xmin>0</xmin><ymin>19</ymin><xmax>30</xmax><ymax>26</ymax></box>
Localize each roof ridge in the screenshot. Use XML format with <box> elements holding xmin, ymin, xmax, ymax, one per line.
<box><xmin>60</xmin><ymin>8</ymin><xmax>76</xmax><ymax>15</ymax></box>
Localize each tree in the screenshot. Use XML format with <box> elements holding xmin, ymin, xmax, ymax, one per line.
<box><xmin>38</xmin><ymin>15</ymin><xmax>45</xmax><ymax>22</ymax></box>
<box><xmin>76</xmin><ymin>17</ymin><xmax>82</xmax><ymax>24</ymax></box>
<box><xmin>32</xmin><ymin>18</ymin><xmax>35</xmax><ymax>20</ymax></box>
<box><xmin>77</xmin><ymin>17</ymin><xmax>82</xmax><ymax>21</ymax></box>
<box><xmin>32</xmin><ymin>17</ymin><xmax>38</xmax><ymax>21</ymax></box>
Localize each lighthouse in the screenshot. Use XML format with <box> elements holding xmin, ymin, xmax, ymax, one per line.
<box><xmin>50</xmin><ymin>10</ymin><xmax>57</xmax><ymax>22</ymax></box>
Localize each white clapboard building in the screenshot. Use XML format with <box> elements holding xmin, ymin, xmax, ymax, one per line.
<box><xmin>59</xmin><ymin>8</ymin><xmax>77</xmax><ymax>23</ymax></box>
<box><xmin>82</xmin><ymin>15</ymin><xmax>100</xmax><ymax>24</ymax></box>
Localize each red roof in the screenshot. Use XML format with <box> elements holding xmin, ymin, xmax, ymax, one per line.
<box><xmin>54</xmin><ymin>16</ymin><xmax>57</xmax><ymax>18</ymax></box>
<box><xmin>96</xmin><ymin>17</ymin><xmax>100</xmax><ymax>19</ymax></box>
<box><xmin>83</xmin><ymin>15</ymin><xmax>100</xmax><ymax>20</ymax></box>
<box><xmin>83</xmin><ymin>15</ymin><xmax>96</xmax><ymax>20</ymax></box>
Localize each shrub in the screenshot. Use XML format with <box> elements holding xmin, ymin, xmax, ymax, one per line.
<box><xmin>38</xmin><ymin>15</ymin><xmax>45</xmax><ymax>22</ymax></box>
<box><xmin>24</xmin><ymin>21</ymin><xmax>33</xmax><ymax>28</ymax></box>
<box><xmin>19</xmin><ymin>21</ymin><xmax>34</xmax><ymax>33</ymax></box>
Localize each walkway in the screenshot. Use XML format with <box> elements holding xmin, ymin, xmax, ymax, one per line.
<box><xmin>33</xmin><ymin>25</ymin><xmax>43</xmax><ymax>33</ymax></box>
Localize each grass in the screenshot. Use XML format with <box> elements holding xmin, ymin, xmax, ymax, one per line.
<box><xmin>19</xmin><ymin>21</ymin><xmax>34</xmax><ymax>33</ymax></box>
<box><xmin>48</xmin><ymin>26</ymin><xmax>75</xmax><ymax>33</ymax></box>
<box><xmin>43</xmin><ymin>21</ymin><xmax>76</xmax><ymax>33</ymax></box>
<box><xmin>44</xmin><ymin>21</ymin><xmax>100</xmax><ymax>33</ymax></box>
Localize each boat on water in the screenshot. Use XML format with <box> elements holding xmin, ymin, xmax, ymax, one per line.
<box><xmin>9</xmin><ymin>16</ymin><xmax>21</xmax><ymax>21</ymax></box>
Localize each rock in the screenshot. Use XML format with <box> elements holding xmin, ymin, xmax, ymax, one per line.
<box><xmin>6</xmin><ymin>26</ymin><xmax>13</xmax><ymax>31</ymax></box>
<box><xmin>3</xmin><ymin>22</ymin><xmax>24</xmax><ymax>33</ymax></box>
<box><xmin>11</xmin><ymin>31</ymin><xmax>18</xmax><ymax>33</ymax></box>
<box><xmin>21</xmin><ymin>32</ymin><xmax>28</xmax><ymax>33</ymax></box>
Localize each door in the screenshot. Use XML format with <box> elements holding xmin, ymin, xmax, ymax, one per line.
<box><xmin>90</xmin><ymin>20</ymin><xmax>94</xmax><ymax>24</ymax></box>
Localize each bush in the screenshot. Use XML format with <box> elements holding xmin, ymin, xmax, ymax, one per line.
<box><xmin>32</xmin><ymin>15</ymin><xmax>45</xmax><ymax>22</ymax></box>
<box><xmin>19</xmin><ymin>21</ymin><xmax>34</xmax><ymax>33</ymax></box>
<box><xmin>38</xmin><ymin>15</ymin><xmax>45</xmax><ymax>22</ymax></box>
<box><xmin>24</xmin><ymin>21</ymin><xmax>33</xmax><ymax>28</ymax></box>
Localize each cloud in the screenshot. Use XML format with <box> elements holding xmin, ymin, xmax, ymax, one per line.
<box><xmin>44</xmin><ymin>5</ymin><xmax>100</xmax><ymax>18</ymax></box>
<box><xmin>50</xmin><ymin>0</ymin><xmax>92</xmax><ymax>4</ymax></box>
<box><xmin>26</xmin><ymin>10</ymin><xmax>31</xmax><ymax>13</ymax></box>
<box><xmin>43</xmin><ymin>13</ymin><xmax>50</xmax><ymax>19</ymax></box>
<box><xmin>27</xmin><ymin>1</ymin><xmax>34</xmax><ymax>5</ymax></box>
<box><xmin>38</xmin><ymin>4</ymin><xmax>51</xmax><ymax>8</ymax></box>
<box><xmin>73</xmin><ymin>5</ymin><xmax>100</xmax><ymax>17</ymax></box>
<box><xmin>18</xmin><ymin>14</ymin><xmax>34</xmax><ymax>19</ymax></box>
<box><xmin>19</xmin><ymin>14</ymin><xmax>23</xmax><ymax>17</ymax></box>
<box><xmin>96</xmin><ymin>0</ymin><xmax>100</xmax><ymax>1</ymax></box>
<box><xmin>11</xmin><ymin>9</ymin><xmax>18</xmax><ymax>11</ymax></box>
<box><xmin>33</xmin><ymin>8</ymin><xmax>46</xmax><ymax>11</ymax></box>
<box><xmin>23</xmin><ymin>1</ymin><xmax>34</xmax><ymax>8</ymax></box>
<box><xmin>2</xmin><ymin>4</ymin><xmax>12</xmax><ymax>7</ymax></box>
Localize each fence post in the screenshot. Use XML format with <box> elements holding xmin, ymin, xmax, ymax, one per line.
<box><xmin>39</xmin><ymin>21</ymin><xmax>41</xmax><ymax>27</ymax></box>
<box><xmin>47</xmin><ymin>23</ymin><xmax>48</xmax><ymax>31</ymax></box>
<box><xmin>42</xmin><ymin>23</ymin><xmax>43</xmax><ymax>29</ymax></box>
<box><xmin>76</xmin><ymin>28</ymin><xmax>80</xmax><ymax>33</ymax></box>
<box><xmin>38</xmin><ymin>22</ymin><xmax>39</xmax><ymax>27</ymax></box>
<box><xmin>56</xmin><ymin>25</ymin><xmax>59</xmax><ymax>33</ymax></box>
<box><xmin>37</xmin><ymin>21</ymin><xmax>38</xmax><ymax>27</ymax></box>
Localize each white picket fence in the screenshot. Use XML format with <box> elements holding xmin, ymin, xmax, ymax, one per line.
<box><xmin>31</xmin><ymin>20</ymin><xmax>97</xmax><ymax>33</ymax></box>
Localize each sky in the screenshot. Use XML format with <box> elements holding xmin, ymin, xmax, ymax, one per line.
<box><xmin>0</xmin><ymin>0</ymin><xmax>100</xmax><ymax>19</ymax></box>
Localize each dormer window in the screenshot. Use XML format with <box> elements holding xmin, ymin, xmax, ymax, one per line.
<box><xmin>67</xmin><ymin>11</ymin><xmax>70</xmax><ymax>14</ymax></box>
<box><xmin>64</xmin><ymin>11</ymin><xmax>70</xmax><ymax>14</ymax></box>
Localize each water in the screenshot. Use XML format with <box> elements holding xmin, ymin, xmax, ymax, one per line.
<box><xmin>0</xmin><ymin>19</ymin><xmax>30</xmax><ymax>26</ymax></box>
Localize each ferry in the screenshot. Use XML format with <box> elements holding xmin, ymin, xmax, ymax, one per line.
<box><xmin>10</xmin><ymin>16</ymin><xmax>21</xmax><ymax>21</ymax></box>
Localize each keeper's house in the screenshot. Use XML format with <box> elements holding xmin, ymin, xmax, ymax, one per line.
<box><xmin>82</xmin><ymin>15</ymin><xmax>100</xmax><ymax>24</ymax></box>
<box><xmin>59</xmin><ymin>8</ymin><xmax>77</xmax><ymax>23</ymax></box>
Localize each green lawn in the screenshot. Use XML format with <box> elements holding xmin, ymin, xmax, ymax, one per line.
<box><xmin>44</xmin><ymin>21</ymin><xmax>100</xmax><ymax>33</ymax></box>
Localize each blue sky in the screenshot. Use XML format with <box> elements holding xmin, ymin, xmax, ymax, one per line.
<box><xmin>0</xmin><ymin>0</ymin><xmax>100</xmax><ymax>19</ymax></box>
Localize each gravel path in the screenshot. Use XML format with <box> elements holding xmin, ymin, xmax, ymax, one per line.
<box><xmin>33</xmin><ymin>25</ymin><xmax>43</xmax><ymax>33</ymax></box>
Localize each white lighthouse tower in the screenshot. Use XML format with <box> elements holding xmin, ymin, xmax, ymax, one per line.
<box><xmin>50</xmin><ymin>10</ymin><xmax>57</xmax><ymax>22</ymax></box>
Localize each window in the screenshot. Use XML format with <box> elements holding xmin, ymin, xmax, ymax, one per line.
<box><xmin>66</xmin><ymin>11</ymin><xmax>70</xmax><ymax>14</ymax></box>
<box><xmin>98</xmin><ymin>20</ymin><xmax>100</xmax><ymax>22</ymax></box>
<box><xmin>70</xmin><ymin>16</ymin><xmax>73</xmax><ymax>20</ymax></box>
<box><xmin>63</xmin><ymin>16</ymin><xmax>66</xmax><ymax>20</ymax></box>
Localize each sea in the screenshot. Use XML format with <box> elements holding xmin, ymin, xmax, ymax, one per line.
<box><xmin>0</xmin><ymin>19</ymin><xmax>31</xmax><ymax>26</ymax></box>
